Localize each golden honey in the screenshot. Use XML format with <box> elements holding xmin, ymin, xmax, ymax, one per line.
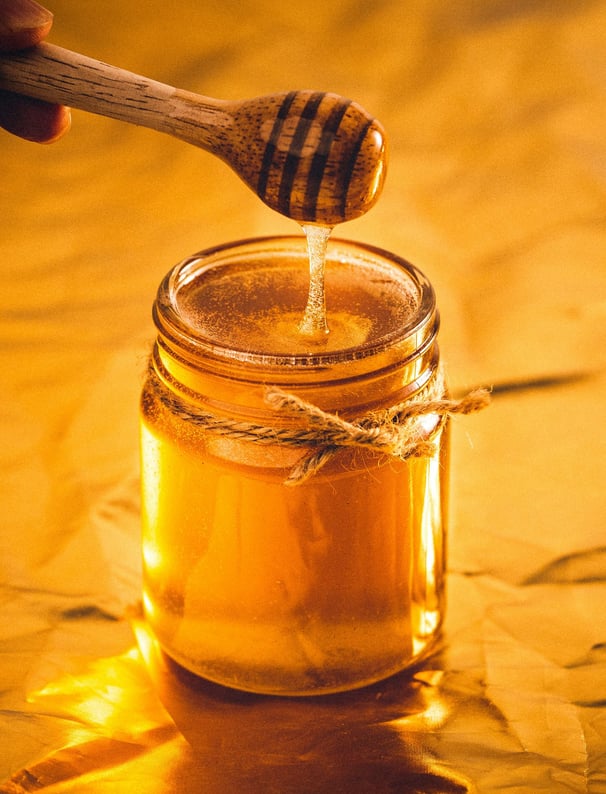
<box><xmin>140</xmin><ymin>236</ymin><xmax>448</xmax><ymax>695</ymax></box>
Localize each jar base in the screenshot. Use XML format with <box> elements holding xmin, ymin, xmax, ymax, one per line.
<box><xmin>150</xmin><ymin>621</ymin><xmax>441</xmax><ymax>697</ymax></box>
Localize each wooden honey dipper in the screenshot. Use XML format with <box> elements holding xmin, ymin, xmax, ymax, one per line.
<box><xmin>0</xmin><ymin>42</ymin><xmax>387</xmax><ymax>225</ymax></box>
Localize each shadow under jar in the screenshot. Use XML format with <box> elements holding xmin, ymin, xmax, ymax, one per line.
<box><xmin>140</xmin><ymin>236</ymin><xmax>449</xmax><ymax>696</ymax></box>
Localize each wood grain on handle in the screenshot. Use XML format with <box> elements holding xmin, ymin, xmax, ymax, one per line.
<box><xmin>0</xmin><ymin>42</ymin><xmax>232</xmax><ymax>152</ymax></box>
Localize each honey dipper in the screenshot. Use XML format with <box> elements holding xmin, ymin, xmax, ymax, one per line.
<box><xmin>0</xmin><ymin>42</ymin><xmax>387</xmax><ymax>225</ymax></box>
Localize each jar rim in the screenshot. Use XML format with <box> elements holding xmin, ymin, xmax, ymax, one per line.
<box><xmin>153</xmin><ymin>236</ymin><xmax>437</xmax><ymax>372</ymax></box>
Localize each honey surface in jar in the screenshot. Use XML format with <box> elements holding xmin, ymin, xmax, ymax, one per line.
<box><xmin>141</xmin><ymin>238</ymin><xmax>447</xmax><ymax>695</ymax></box>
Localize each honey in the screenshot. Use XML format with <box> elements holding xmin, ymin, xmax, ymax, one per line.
<box><xmin>140</xmin><ymin>236</ymin><xmax>448</xmax><ymax>695</ymax></box>
<box><xmin>297</xmin><ymin>223</ymin><xmax>331</xmax><ymax>339</ymax></box>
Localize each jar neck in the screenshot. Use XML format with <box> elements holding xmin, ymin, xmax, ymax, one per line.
<box><xmin>151</xmin><ymin>336</ymin><xmax>441</xmax><ymax>419</ymax></box>
<box><xmin>150</xmin><ymin>236</ymin><xmax>441</xmax><ymax>418</ymax></box>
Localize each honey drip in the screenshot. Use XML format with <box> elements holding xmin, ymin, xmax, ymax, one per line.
<box><xmin>298</xmin><ymin>224</ymin><xmax>332</xmax><ymax>340</ymax></box>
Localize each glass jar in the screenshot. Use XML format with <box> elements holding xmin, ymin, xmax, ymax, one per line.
<box><xmin>140</xmin><ymin>236</ymin><xmax>449</xmax><ymax>696</ymax></box>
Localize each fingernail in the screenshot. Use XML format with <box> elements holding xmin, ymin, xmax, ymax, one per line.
<box><xmin>0</xmin><ymin>0</ymin><xmax>53</xmax><ymax>35</ymax></box>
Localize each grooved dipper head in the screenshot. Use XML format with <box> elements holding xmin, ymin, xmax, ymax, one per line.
<box><xmin>228</xmin><ymin>90</ymin><xmax>387</xmax><ymax>225</ymax></box>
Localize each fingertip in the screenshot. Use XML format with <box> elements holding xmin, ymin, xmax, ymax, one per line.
<box><xmin>0</xmin><ymin>92</ymin><xmax>71</xmax><ymax>143</ymax></box>
<box><xmin>42</xmin><ymin>104</ymin><xmax>72</xmax><ymax>143</ymax></box>
<box><xmin>0</xmin><ymin>0</ymin><xmax>54</xmax><ymax>51</ymax></box>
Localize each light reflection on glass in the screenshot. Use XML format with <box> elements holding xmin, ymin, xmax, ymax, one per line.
<box><xmin>411</xmin><ymin>431</ymin><xmax>447</xmax><ymax>655</ymax></box>
<box><xmin>142</xmin><ymin>540</ymin><xmax>163</xmax><ymax>575</ymax></box>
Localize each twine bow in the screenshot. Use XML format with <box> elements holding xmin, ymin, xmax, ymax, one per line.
<box><xmin>265</xmin><ymin>385</ymin><xmax>490</xmax><ymax>484</ymax></box>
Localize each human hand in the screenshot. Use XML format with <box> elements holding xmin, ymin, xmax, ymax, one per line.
<box><xmin>0</xmin><ymin>0</ymin><xmax>70</xmax><ymax>141</ymax></box>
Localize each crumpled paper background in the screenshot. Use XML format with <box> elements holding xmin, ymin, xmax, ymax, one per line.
<box><xmin>1</xmin><ymin>1</ymin><xmax>605</xmax><ymax>791</ymax></box>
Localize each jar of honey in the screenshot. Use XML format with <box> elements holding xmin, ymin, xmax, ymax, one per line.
<box><xmin>140</xmin><ymin>235</ymin><xmax>449</xmax><ymax>695</ymax></box>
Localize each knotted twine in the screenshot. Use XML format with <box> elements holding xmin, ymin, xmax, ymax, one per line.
<box><xmin>149</xmin><ymin>365</ymin><xmax>490</xmax><ymax>485</ymax></box>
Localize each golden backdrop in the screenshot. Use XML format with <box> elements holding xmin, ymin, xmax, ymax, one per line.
<box><xmin>1</xmin><ymin>1</ymin><xmax>605</xmax><ymax>791</ymax></box>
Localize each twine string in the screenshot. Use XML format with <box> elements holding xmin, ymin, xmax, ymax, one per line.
<box><xmin>149</xmin><ymin>365</ymin><xmax>490</xmax><ymax>485</ymax></box>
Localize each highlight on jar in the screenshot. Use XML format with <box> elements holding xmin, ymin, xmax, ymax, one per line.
<box><xmin>139</xmin><ymin>235</ymin><xmax>490</xmax><ymax>696</ymax></box>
